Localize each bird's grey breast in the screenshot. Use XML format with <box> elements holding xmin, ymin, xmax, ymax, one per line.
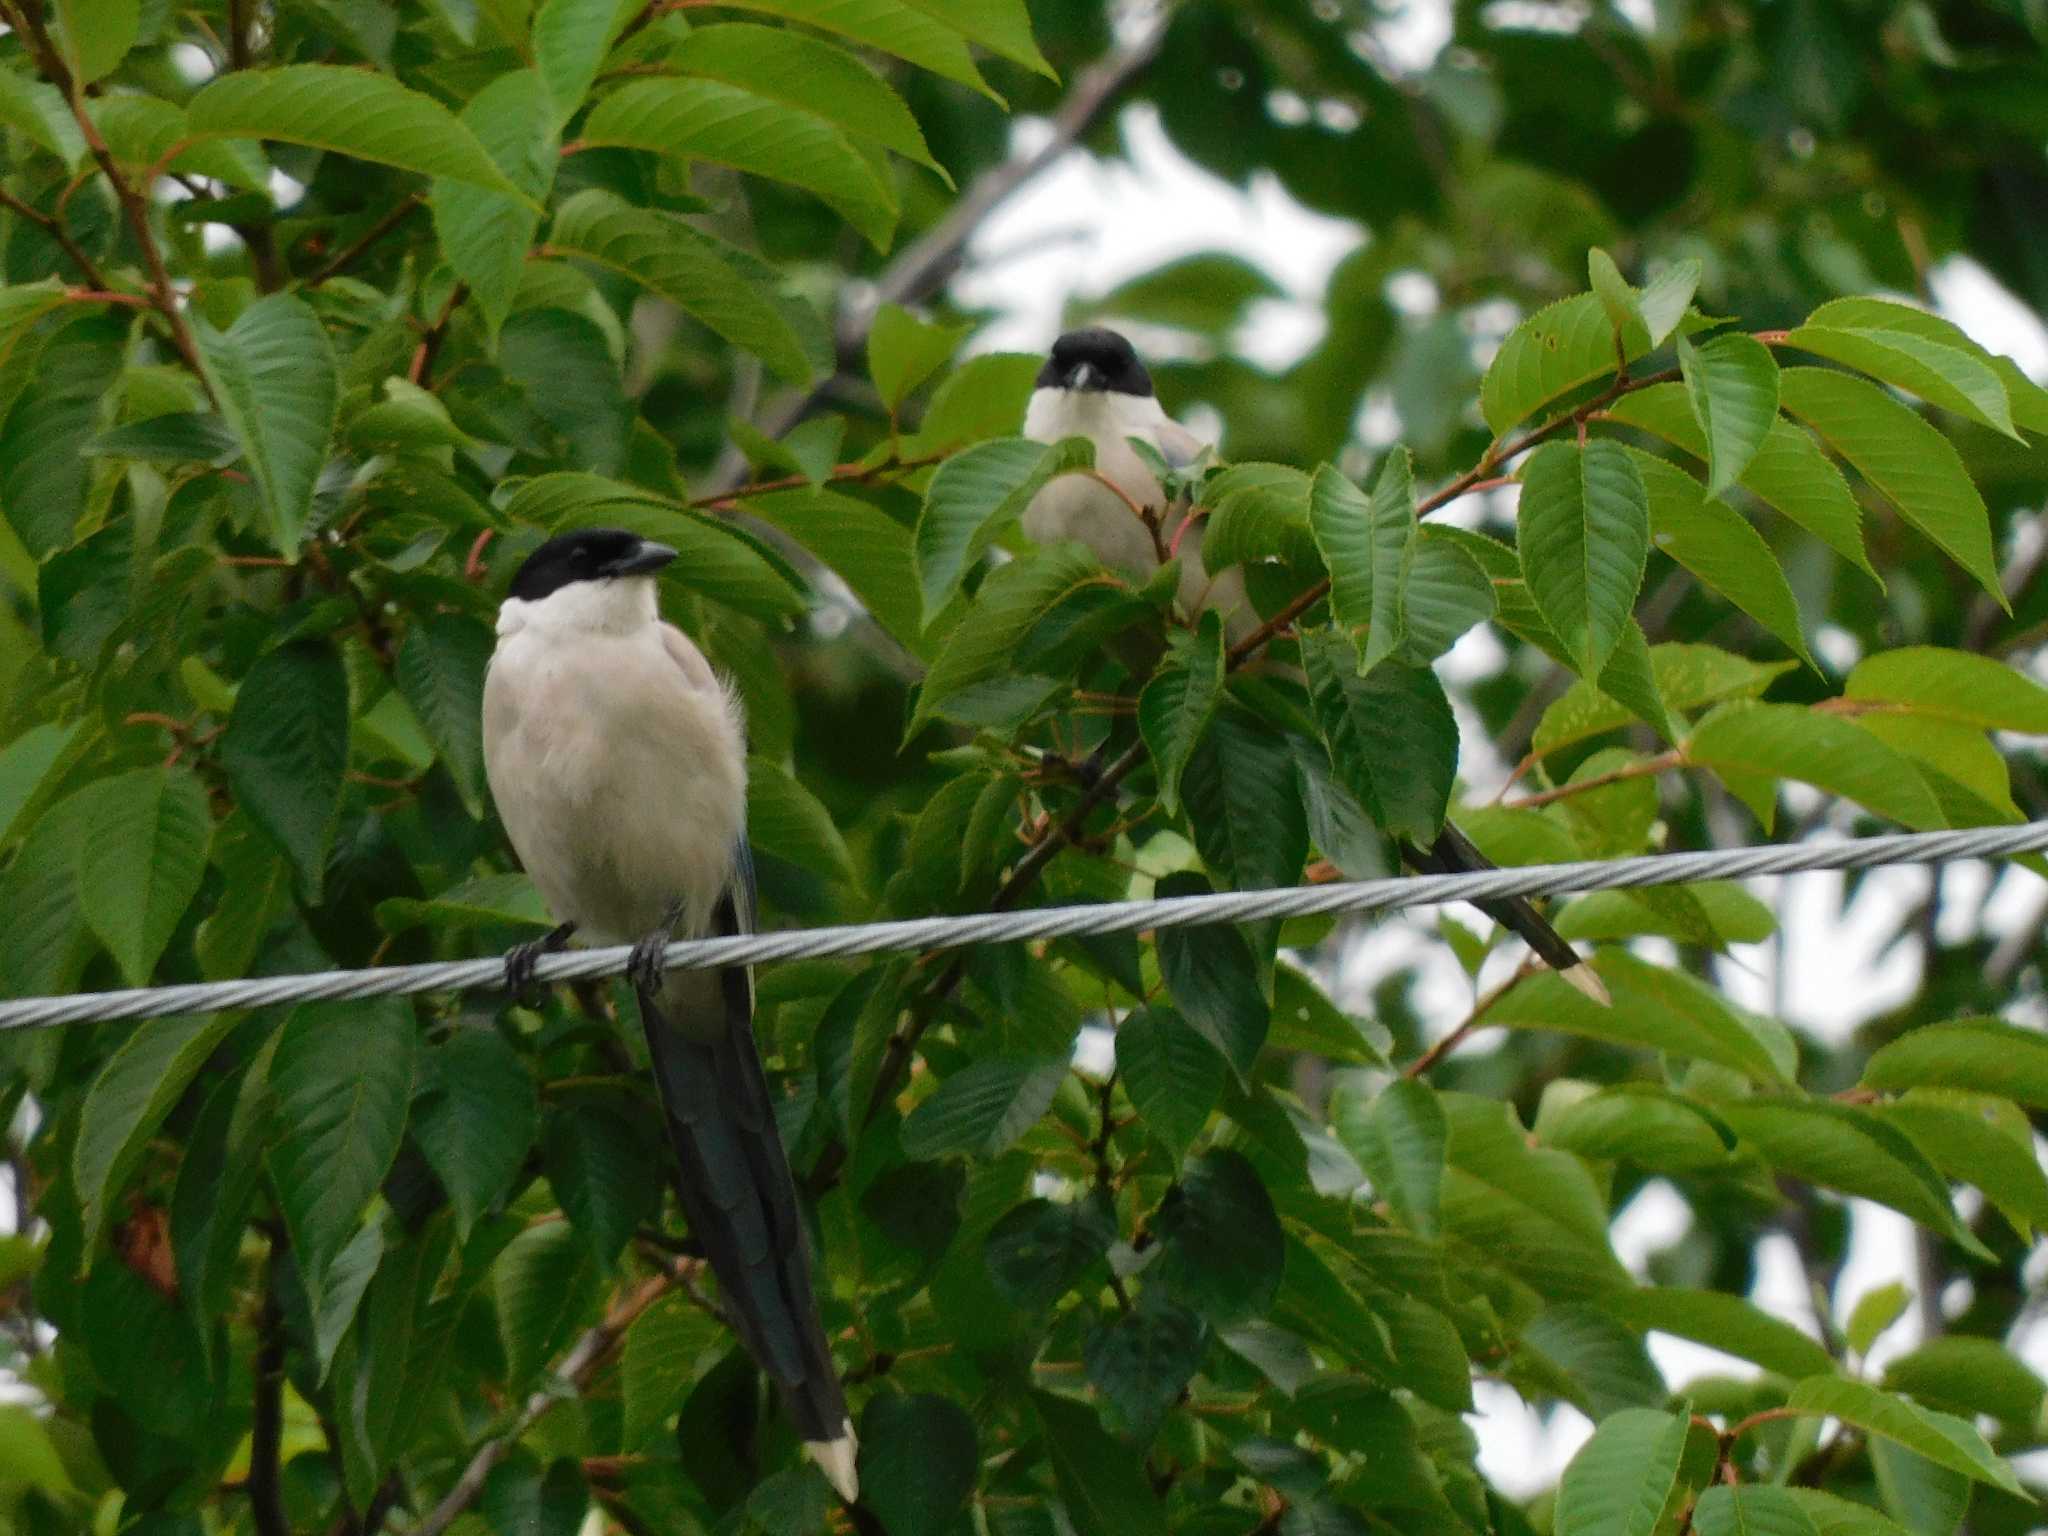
<box><xmin>484</xmin><ymin>626</ymin><xmax>745</xmax><ymax>945</ymax></box>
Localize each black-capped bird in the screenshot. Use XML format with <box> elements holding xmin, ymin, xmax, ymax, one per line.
<box><xmin>481</xmin><ymin>528</ymin><xmax>859</xmax><ymax>1499</ymax></box>
<box><xmin>1025</xmin><ymin>327</ymin><xmax>1608</xmax><ymax>1004</ymax></box>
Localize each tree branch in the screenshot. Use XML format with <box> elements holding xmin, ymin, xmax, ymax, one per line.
<box><xmin>1402</xmin><ymin>957</ymin><xmax>1540</xmax><ymax>1078</ymax></box>
<box><xmin>304</xmin><ymin>194</ymin><xmax>425</xmax><ymax>287</ymax></box>
<box><xmin>0</xmin><ymin>184</ymin><xmax>113</xmax><ymax>288</ymax></box>
<box><xmin>413</xmin><ymin>1270</ymin><xmax>674</xmax><ymax>1536</ymax></box>
<box><xmin>9</xmin><ymin>2</ymin><xmax>218</xmax><ymax>398</ymax></box>
<box><xmin>247</xmin><ymin>1263</ymin><xmax>290</xmax><ymax>1536</ymax></box>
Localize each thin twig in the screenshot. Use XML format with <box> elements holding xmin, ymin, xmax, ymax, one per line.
<box><xmin>247</xmin><ymin>1262</ymin><xmax>290</xmax><ymax>1536</ymax></box>
<box><xmin>1402</xmin><ymin>957</ymin><xmax>1540</xmax><ymax>1079</ymax></box>
<box><xmin>304</xmin><ymin>194</ymin><xmax>425</xmax><ymax>287</ymax></box>
<box><xmin>409</xmin><ymin>283</ymin><xmax>467</xmax><ymax>386</ymax></box>
<box><xmin>0</xmin><ymin>183</ymin><xmax>113</xmax><ymax>288</ymax></box>
<box><xmin>1505</xmin><ymin>748</ymin><xmax>1683</xmax><ymax>810</ymax></box>
<box><xmin>413</xmin><ymin>1271</ymin><xmax>675</xmax><ymax>1536</ymax></box>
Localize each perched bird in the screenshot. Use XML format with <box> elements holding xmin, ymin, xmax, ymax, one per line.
<box><xmin>1026</xmin><ymin>327</ymin><xmax>1607</xmax><ymax>1005</ymax></box>
<box><xmin>481</xmin><ymin>527</ymin><xmax>858</xmax><ymax>1500</ymax></box>
<box><xmin>1023</xmin><ymin>326</ymin><xmax>1256</xmax><ymax>643</ymax></box>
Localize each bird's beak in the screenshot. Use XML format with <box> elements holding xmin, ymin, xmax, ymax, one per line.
<box><xmin>1065</xmin><ymin>361</ymin><xmax>1099</xmax><ymax>391</ymax></box>
<box><xmin>606</xmin><ymin>539</ymin><xmax>678</xmax><ymax>577</ymax></box>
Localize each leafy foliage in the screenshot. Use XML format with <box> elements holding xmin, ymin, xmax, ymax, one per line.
<box><xmin>2</xmin><ymin>3</ymin><xmax>2047</xmax><ymax>1536</ymax></box>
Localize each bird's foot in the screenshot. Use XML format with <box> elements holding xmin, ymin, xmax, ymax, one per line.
<box><xmin>626</xmin><ymin>901</ymin><xmax>687</xmax><ymax>995</ymax></box>
<box><xmin>503</xmin><ymin>921</ymin><xmax>576</xmax><ymax>1004</ymax></box>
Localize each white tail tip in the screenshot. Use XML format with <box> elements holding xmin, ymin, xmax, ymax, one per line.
<box><xmin>807</xmin><ymin>1423</ymin><xmax>860</xmax><ymax>1503</ymax></box>
<box><xmin>1560</xmin><ymin>962</ymin><xmax>1611</xmax><ymax>1007</ymax></box>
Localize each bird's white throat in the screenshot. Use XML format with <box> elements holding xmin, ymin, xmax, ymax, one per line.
<box><xmin>497</xmin><ymin>575</ymin><xmax>661</xmax><ymax>640</ymax></box>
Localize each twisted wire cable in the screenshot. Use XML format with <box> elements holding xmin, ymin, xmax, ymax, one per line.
<box><xmin>4</xmin><ymin>820</ymin><xmax>2045</xmax><ymax>1033</ymax></box>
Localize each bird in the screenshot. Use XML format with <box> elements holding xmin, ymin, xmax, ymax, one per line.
<box><xmin>1025</xmin><ymin>327</ymin><xmax>1608</xmax><ymax>1006</ymax></box>
<box><xmin>480</xmin><ymin>527</ymin><xmax>859</xmax><ymax>1501</ymax></box>
<box><xmin>1023</xmin><ymin>325</ymin><xmax>1257</xmax><ymax>643</ymax></box>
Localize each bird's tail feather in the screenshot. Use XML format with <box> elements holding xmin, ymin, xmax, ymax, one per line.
<box><xmin>1409</xmin><ymin>824</ymin><xmax>1610</xmax><ymax>1006</ymax></box>
<box><xmin>634</xmin><ymin>976</ymin><xmax>858</xmax><ymax>1498</ymax></box>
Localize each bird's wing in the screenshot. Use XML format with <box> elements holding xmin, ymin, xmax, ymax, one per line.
<box><xmin>1151</xmin><ymin>414</ymin><xmax>1210</xmax><ymax>470</ymax></box>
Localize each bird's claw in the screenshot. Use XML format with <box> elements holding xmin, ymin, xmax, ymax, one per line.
<box><xmin>504</xmin><ymin>921</ymin><xmax>576</xmax><ymax>1003</ymax></box>
<box><xmin>627</xmin><ymin>902</ymin><xmax>686</xmax><ymax>995</ymax></box>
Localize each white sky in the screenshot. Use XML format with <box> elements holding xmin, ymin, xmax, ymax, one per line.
<box><xmin>961</xmin><ymin>58</ymin><xmax>2048</xmax><ymax>1498</ymax></box>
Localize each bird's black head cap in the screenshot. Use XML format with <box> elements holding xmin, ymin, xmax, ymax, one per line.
<box><xmin>507</xmin><ymin>527</ymin><xmax>678</xmax><ymax>602</ymax></box>
<box><xmin>1038</xmin><ymin>327</ymin><xmax>1153</xmax><ymax>396</ymax></box>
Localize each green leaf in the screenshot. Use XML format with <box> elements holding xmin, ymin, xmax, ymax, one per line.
<box><xmin>900</xmin><ymin>1056</ymin><xmax>1067</xmax><ymax>1160</ymax></box>
<box><xmin>1783</xmin><ymin>1377</ymin><xmax>2026</xmax><ymax>1496</ymax></box>
<box><xmin>1395</xmin><ymin>530</ymin><xmax>1496</xmax><ymax>667</ymax></box>
<box><xmin>984</xmin><ymin>1190</ymin><xmax>1116</xmax><ymax>1311</ymax></box>
<box><xmin>266</xmin><ymin>999</ymin><xmax>417</xmax><ymax>1307</ymax></box>
<box><xmin>1152</xmin><ymin>1149</ymin><xmax>1284</xmax><ymax>1325</ymax></box>
<box><xmin>1844</xmin><ymin>647</ymin><xmax>2048</xmax><ymax>732</ymax></box>
<box><xmin>1086</xmin><ymin>1302</ymin><xmax>1207</xmax><ymax>1440</ymax></box>
<box><xmin>717</xmin><ymin>0</ymin><xmax>994</xmax><ymax>99</ymax></box>
<box><xmin>1157</xmin><ymin>907</ymin><xmax>1268</xmax><ymax>1085</ymax></box>
<box><xmin>1441</xmin><ymin>1092</ymin><xmax>1628</xmax><ymax>1298</ymax></box>
<box><xmin>911</xmin><ymin>544</ymin><xmax>1098</xmax><ymax>731</ymax></box>
<box><xmin>1553</xmin><ymin>1408</ymin><xmax>1688</xmax><ymax>1536</ymax></box>
<box><xmin>187</xmin><ymin>65</ymin><xmax>532</xmax><ymax>199</ymax></box>
<box><xmin>1679</xmin><ymin>331</ymin><xmax>1780</xmax><ymax>497</ymax></box>
<box><xmin>1494</xmin><ymin>952</ymin><xmax>1794</xmax><ymax>1081</ymax></box>
<box><xmin>1524</xmin><ymin>1305</ymin><xmax>1666</xmax><ymax>1418</ymax></box>
<box><xmin>548</xmin><ymin>190</ymin><xmax>812</xmax><ymax>383</ymax></box>
<box><xmin>1847</xmin><ymin>1282</ymin><xmax>1913</xmax><ymax>1357</ymax></box>
<box><xmin>0</xmin><ymin>720</ymin><xmax>83</xmax><ymax>848</ymax></box>
<box><xmin>1116</xmin><ymin>1006</ymin><xmax>1225</xmax><ymax>1160</ymax></box>
<box><xmin>0</xmin><ymin>76</ymin><xmax>82</xmax><ymax>162</ymax></box>
<box><xmin>744</xmin><ymin>487</ymin><xmax>924</xmax><ymax>652</ymax></box>
<box><xmin>868</xmin><ymin>303</ymin><xmax>971</xmax><ymax>413</ymax></box>
<box><xmin>1604</xmin><ymin>385</ymin><xmax>1876</xmax><ymax>581</ymax></box>
<box><xmin>0</xmin><ymin>1406</ymin><xmax>74</xmax><ymax>1498</ymax></box>
<box><xmin>1533</xmin><ymin>642</ymin><xmax>1793</xmax><ymax>759</ymax></box>
<box><xmin>1307</xmin><ymin>458</ymin><xmax>1395</xmax><ymax>633</ymax></box>
<box><xmin>1541</xmin><ymin>1085</ymin><xmax>1738</xmax><ymax>1173</ymax></box>
<box><xmin>1034</xmin><ymin>1390</ymin><xmax>1169</xmax><ymax>1536</ymax></box>
<box><xmin>53</xmin><ymin>0</ymin><xmax>138</xmax><ymax>85</ymax></box>
<box><xmin>860</xmin><ymin>1394</ymin><xmax>978</xmax><ymax>1536</ymax></box>
<box><xmin>544</xmin><ymin>1096</ymin><xmax>658</xmax><ymax>1263</ymax></box>
<box><xmin>0</xmin><ymin>312</ymin><xmax>128</xmax><ymax>557</ymax></box>
<box><xmin>378</xmin><ymin>872</ymin><xmax>550</xmax><ymax>937</ymax></box>
<box><xmin>1302</xmin><ymin>634</ymin><xmax>1457</xmax><ymax>845</ymax></box>
<box><xmin>1713</xmin><ymin>1099</ymin><xmax>1968</xmax><ymax>1240</ymax></box>
<box><xmin>1787</xmin><ymin>297</ymin><xmax>2019</xmax><ymax>439</ymax></box>
<box><xmin>1602</xmin><ymin>1287</ymin><xmax>1836</xmax><ymax>1380</ymax></box>
<box><xmin>193</xmin><ymin>294</ymin><xmax>338</xmax><ymax>557</ymax></box>
<box><xmin>581</xmin><ymin>78</ymin><xmax>896</xmax><ymax>249</ymax></box>
<box><xmin>396</xmin><ymin>613</ymin><xmax>492</xmax><ymax>816</ymax></box>
<box><xmin>1692</xmin><ymin>1486</ymin><xmax>1824</xmax><ymax>1536</ymax></box>
<box><xmin>915</xmin><ymin>435</ymin><xmax>1094</xmax><ymax>622</ymax></box>
<box><xmin>1777</xmin><ymin>367</ymin><xmax>2002</xmax><ymax>604</ymax></box>
<box><xmin>1687</xmin><ymin>700</ymin><xmax>1944</xmax><ymax>829</ymax></box>
<box><xmin>674</xmin><ymin>24</ymin><xmax>945</xmax><ymax>176</ymax></box>
<box><xmin>74</xmin><ymin>1014</ymin><xmax>236</xmax><ymax>1243</ymax></box>
<box><xmin>1862</xmin><ymin>1017</ymin><xmax>2048</xmax><ymax>1106</ymax></box>
<box><xmin>431</xmin><ymin>69</ymin><xmax>558</xmax><ymax>343</ymax></box>
<box><xmin>899</xmin><ymin>0</ymin><xmax>1052</xmax><ymax>75</ymax></box>
<box><xmin>1639</xmin><ymin>261</ymin><xmax>1703</xmax><ymax>347</ymax></box>
<box><xmin>1588</xmin><ymin>248</ymin><xmax>1642</xmax><ymax>340</ymax></box>
<box><xmin>1332</xmin><ymin>1077</ymin><xmax>1446</xmax><ymax>1237</ymax></box>
<box><xmin>1781</xmin><ymin>1490</ymin><xmax>1916</xmax><ymax>1536</ymax></box>
<box><xmin>1554</xmin><ymin>882</ymin><xmax>1776</xmax><ymax>946</ymax></box>
<box><xmin>1884</xmin><ymin>1337</ymin><xmax>2046</xmax><ymax>1427</ymax></box>
<box><xmin>1178</xmin><ymin>710</ymin><xmax>1311</xmax><ymax>929</ymax></box>
<box><xmin>1878</xmin><ymin>1089</ymin><xmax>2048</xmax><ymax>1239</ymax></box>
<box><xmin>70</xmin><ymin>766</ymin><xmax>211</xmax><ymax>986</ymax></box>
<box><xmin>1482</xmin><ymin>292</ymin><xmax>1652</xmax><ymax>435</ymax></box>
<box><xmin>1517</xmin><ymin>439</ymin><xmax>1649</xmax><ymax>677</ymax></box>
<box><xmin>496</xmin><ymin>1220</ymin><xmax>599</xmax><ymax>1389</ymax></box>
<box><xmin>622</xmin><ymin>1289</ymin><xmax>722</xmax><ymax>1447</ymax></box>
<box><xmin>1631</xmin><ymin>450</ymin><xmax>1813</xmax><ymax>667</ymax></box>
<box><xmin>412</xmin><ymin>1025</ymin><xmax>539</xmax><ymax>1239</ymax></box>
<box><xmin>221</xmin><ymin>640</ymin><xmax>349</xmax><ymax>902</ymax></box>
<box><xmin>533</xmin><ymin>0</ymin><xmax>635</xmax><ymax>125</ymax></box>
<box><xmin>1139</xmin><ymin>613</ymin><xmax>1225</xmax><ymax>816</ymax></box>
<box><xmin>747</xmin><ymin>757</ymin><xmax>857</xmax><ymax>886</ymax></box>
